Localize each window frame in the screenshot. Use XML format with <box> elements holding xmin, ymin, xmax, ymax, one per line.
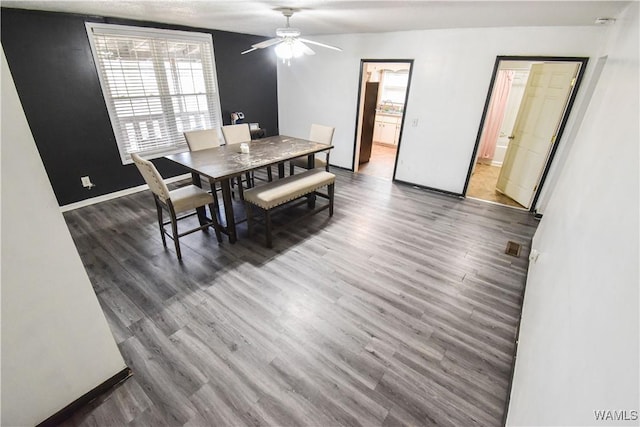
<box><xmin>85</xmin><ymin>22</ymin><xmax>223</xmax><ymax>164</ymax></box>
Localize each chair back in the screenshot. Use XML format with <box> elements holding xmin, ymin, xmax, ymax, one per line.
<box><xmin>184</xmin><ymin>129</ymin><xmax>223</xmax><ymax>151</ymax></box>
<box><xmin>222</xmin><ymin>124</ymin><xmax>251</xmax><ymax>145</ymax></box>
<box><xmin>131</xmin><ymin>153</ymin><xmax>171</xmax><ymax>202</ymax></box>
<box><xmin>309</xmin><ymin>124</ymin><xmax>335</xmax><ymax>145</ymax></box>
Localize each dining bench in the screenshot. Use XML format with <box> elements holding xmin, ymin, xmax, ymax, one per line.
<box><xmin>243</xmin><ymin>168</ymin><xmax>335</xmax><ymax>248</ymax></box>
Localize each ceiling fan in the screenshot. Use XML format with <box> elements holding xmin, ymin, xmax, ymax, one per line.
<box><xmin>241</xmin><ymin>8</ymin><xmax>342</xmax><ymax>64</ymax></box>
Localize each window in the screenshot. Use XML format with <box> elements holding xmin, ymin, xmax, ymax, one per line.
<box><xmin>380</xmin><ymin>70</ymin><xmax>409</xmax><ymax>104</ymax></box>
<box><xmin>86</xmin><ymin>23</ymin><xmax>222</xmax><ymax>164</ymax></box>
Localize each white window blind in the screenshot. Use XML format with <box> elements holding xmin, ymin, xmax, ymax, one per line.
<box><xmin>86</xmin><ymin>23</ymin><xmax>223</xmax><ymax>164</ymax></box>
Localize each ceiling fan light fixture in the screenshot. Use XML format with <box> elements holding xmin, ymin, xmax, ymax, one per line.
<box><xmin>275</xmin><ymin>41</ymin><xmax>293</xmax><ymax>59</ymax></box>
<box><xmin>276</xmin><ymin>27</ymin><xmax>301</xmax><ymax>38</ymax></box>
<box><xmin>241</xmin><ymin>8</ymin><xmax>341</xmax><ymax>63</ymax></box>
<box><xmin>275</xmin><ymin>39</ymin><xmax>306</xmax><ymax>64</ymax></box>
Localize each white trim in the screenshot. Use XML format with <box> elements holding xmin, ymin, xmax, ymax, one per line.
<box><xmin>60</xmin><ymin>173</ymin><xmax>191</xmax><ymax>212</ymax></box>
<box><xmin>87</xmin><ymin>22</ymin><xmax>213</xmax><ymax>42</ymax></box>
<box><xmin>122</xmin><ymin>146</ymin><xmax>190</xmax><ymax>164</ymax></box>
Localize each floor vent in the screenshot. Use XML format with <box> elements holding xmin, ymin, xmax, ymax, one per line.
<box><xmin>505</xmin><ymin>241</ymin><xmax>522</xmax><ymax>257</ymax></box>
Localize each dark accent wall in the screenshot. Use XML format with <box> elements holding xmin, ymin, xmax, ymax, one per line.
<box><xmin>1</xmin><ymin>8</ymin><xmax>279</xmax><ymax>205</ymax></box>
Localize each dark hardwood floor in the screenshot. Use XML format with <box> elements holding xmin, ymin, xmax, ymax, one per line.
<box><xmin>61</xmin><ymin>168</ymin><xmax>538</xmax><ymax>426</ymax></box>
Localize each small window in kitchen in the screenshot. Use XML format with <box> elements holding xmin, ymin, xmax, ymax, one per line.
<box><xmin>86</xmin><ymin>23</ymin><xmax>223</xmax><ymax>164</ymax></box>
<box><xmin>380</xmin><ymin>70</ymin><xmax>409</xmax><ymax>104</ymax></box>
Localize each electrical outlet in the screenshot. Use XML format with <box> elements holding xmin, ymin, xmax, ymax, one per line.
<box><xmin>529</xmin><ymin>249</ymin><xmax>540</xmax><ymax>262</ymax></box>
<box><xmin>412</xmin><ymin>118</ymin><xmax>419</xmax><ymax>127</ymax></box>
<box><xmin>81</xmin><ymin>176</ymin><xmax>94</xmax><ymax>188</ymax></box>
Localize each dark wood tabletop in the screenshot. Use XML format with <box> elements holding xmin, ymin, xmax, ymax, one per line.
<box><xmin>165</xmin><ymin>135</ymin><xmax>333</xmax><ymax>181</ymax></box>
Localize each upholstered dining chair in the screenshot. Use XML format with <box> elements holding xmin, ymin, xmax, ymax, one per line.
<box><xmin>221</xmin><ymin>123</ymin><xmax>251</xmax><ymax>145</ymax></box>
<box><xmin>222</xmin><ymin>123</ymin><xmax>273</xmax><ymax>185</ymax></box>
<box><xmin>184</xmin><ymin>128</ymin><xmax>222</xmax><ymax>151</ymax></box>
<box><xmin>184</xmin><ymin>128</ymin><xmax>224</xmax><ymax>213</ymax></box>
<box><xmin>290</xmin><ymin>124</ymin><xmax>335</xmax><ymax>175</ymax></box>
<box><xmin>131</xmin><ymin>153</ymin><xmax>222</xmax><ymax>261</ymax></box>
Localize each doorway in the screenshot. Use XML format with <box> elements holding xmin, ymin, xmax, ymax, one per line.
<box><xmin>353</xmin><ymin>60</ymin><xmax>413</xmax><ymax>180</ymax></box>
<box><xmin>464</xmin><ymin>56</ymin><xmax>588</xmax><ymax>210</ymax></box>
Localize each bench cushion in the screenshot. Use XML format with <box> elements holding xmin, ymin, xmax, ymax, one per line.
<box><xmin>244</xmin><ymin>168</ymin><xmax>335</xmax><ymax>210</ymax></box>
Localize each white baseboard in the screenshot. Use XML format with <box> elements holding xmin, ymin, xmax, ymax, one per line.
<box><xmin>60</xmin><ymin>174</ymin><xmax>191</xmax><ymax>212</ymax></box>
<box><xmin>491</xmin><ymin>160</ymin><xmax>503</xmax><ymax>167</ymax></box>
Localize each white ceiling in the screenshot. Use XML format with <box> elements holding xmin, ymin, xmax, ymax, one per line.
<box><xmin>1</xmin><ymin>1</ymin><xmax>629</xmax><ymax>37</ymax></box>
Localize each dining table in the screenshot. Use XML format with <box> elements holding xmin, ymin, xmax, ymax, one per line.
<box><xmin>165</xmin><ymin>134</ymin><xmax>333</xmax><ymax>243</ymax></box>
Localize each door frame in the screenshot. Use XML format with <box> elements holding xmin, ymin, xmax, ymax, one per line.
<box><xmin>352</xmin><ymin>59</ymin><xmax>414</xmax><ymax>178</ymax></box>
<box><xmin>462</xmin><ymin>55</ymin><xmax>588</xmax><ymax>211</ymax></box>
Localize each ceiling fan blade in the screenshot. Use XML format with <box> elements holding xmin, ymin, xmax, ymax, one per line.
<box><xmin>241</xmin><ymin>47</ymin><xmax>258</xmax><ymax>55</ymax></box>
<box><xmin>298</xmin><ymin>38</ymin><xmax>342</xmax><ymax>52</ymax></box>
<box><xmin>298</xmin><ymin>41</ymin><xmax>316</xmax><ymax>56</ymax></box>
<box><xmin>252</xmin><ymin>38</ymin><xmax>283</xmax><ymax>49</ymax></box>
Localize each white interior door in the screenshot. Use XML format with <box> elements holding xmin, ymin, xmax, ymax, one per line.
<box><xmin>493</xmin><ymin>70</ymin><xmax>529</xmax><ymax>166</ymax></box>
<box><xmin>496</xmin><ymin>62</ymin><xmax>578</xmax><ymax>208</ymax></box>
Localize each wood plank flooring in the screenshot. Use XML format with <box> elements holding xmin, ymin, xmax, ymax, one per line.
<box><xmin>357</xmin><ymin>143</ymin><xmax>397</xmax><ymax>180</ymax></box>
<box><xmin>61</xmin><ymin>168</ymin><xmax>538</xmax><ymax>426</ymax></box>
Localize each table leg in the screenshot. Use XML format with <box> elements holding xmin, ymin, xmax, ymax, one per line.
<box><xmin>220</xmin><ymin>178</ymin><xmax>237</xmax><ymax>243</ymax></box>
<box><xmin>306</xmin><ymin>154</ymin><xmax>316</xmax><ymax>170</ymax></box>
<box><xmin>278</xmin><ymin>162</ymin><xmax>285</xmax><ymax>179</ymax></box>
<box><xmin>192</xmin><ymin>172</ymin><xmax>208</xmax><ymax>225</ymax></box>
<box><xmin>192</xmin><ymin>172</ymin><xmax>202</xmax><ymax>187</ymax></box>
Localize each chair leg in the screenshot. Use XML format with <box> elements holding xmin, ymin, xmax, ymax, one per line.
<box><xmin>155</xmin><ymin>198</ymin><xmax>167</xmax><ymax>247</ymax></box>
<box><xmin>208</xmin><ymin>203</ymin><xmax>223</xmax><ymax>243</ymax></box>
<box><xmin>328</xmin><ymin>183</ymin><xmax>335</xmax><ymax>217</ymax></box>
<box><xmin>237</xmin><ymin>176</ymin><xmax>245</xmax><ymax>200</ymax></box>
<box><xmin>246</xmin><ymin>203</ymin><xmax>254</xmax><ymax>236</ymax></box>
<box><xmin>211</xmin><ymin>184</ymin><xmax>221</xmax><ymax>223</ymax></box>
<box><xmin>168</xmin><ymin>209</ymin><xmax>182</xmax><ymax>260</ymax></box>
<box><xmin>265</xmin><ymin>209</ymin><xmax>273</xmax><ymax>248</ymax></box>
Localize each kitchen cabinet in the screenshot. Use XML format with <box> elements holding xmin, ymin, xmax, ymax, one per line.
<box><xmin>394</xmin><ymin>123</ymin><xmax>402</xmax><ymax>145</ymax></box>
<box><xmin>379</xmin><ymin>122</ymin><xmax>396</xmax><ymax>144</ymax></box>
<box><xmin>373</xmin><ymin>114</ymin><xmax>402</xmax><ymax>145</ymax></box>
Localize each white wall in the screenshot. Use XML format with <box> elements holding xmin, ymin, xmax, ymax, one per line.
<box><xmin>277</xmin><ymin>25</ymin><xmax>607</xmax><ymax>194</ymax></box>
<box><xmin>1</xmin><ymin>47</ymin><xmax>127</xmax><ymax>426</ymax></box>
<box><xmin>507</xmin><ymin>3</ymin><xmax>639</xmax><ymax>425</ymax></box>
